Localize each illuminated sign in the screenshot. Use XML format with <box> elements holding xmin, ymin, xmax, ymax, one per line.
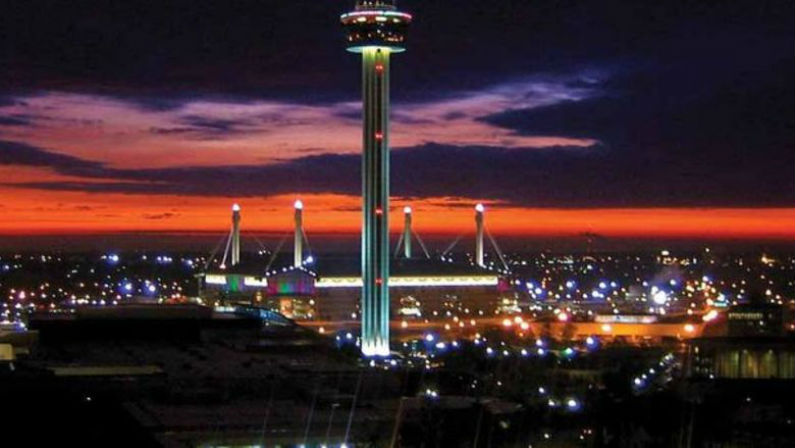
<box><xmin>728</xmin><ymin>312</ymin><xmax>764</xmax><ymax>320</ymax></box>
<box><xmin>315</xmin><ymin>275</ymin><xmax>499</xmax><ymax>288</ymax></box>
<box><xmin>243</xmin><ymin>277</ymin><xmax>268</xmax><ymax>287</ymax></box>
<box><xmin>594</xmin><ymin>314</ymin><xmax>659</xmax><ymax>324</ymax></box>
<box><xmin>205</xmin><ymin>274</ymin><xmax>227</xmax><ymax>285</ymax></box>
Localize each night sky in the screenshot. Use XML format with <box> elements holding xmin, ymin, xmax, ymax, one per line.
<box><xmin>0</xmin><ymin>0</ymin><xmax>792</xmax><ymax>240</ymax></box>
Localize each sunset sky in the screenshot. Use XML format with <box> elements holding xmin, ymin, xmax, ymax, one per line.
<box><xmin>1</xmin><ymin>1</ymin><xmax>793</xmax><ymax>244</ymax></box>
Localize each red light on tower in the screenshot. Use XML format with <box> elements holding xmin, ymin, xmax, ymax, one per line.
<box><xmin>375</xmin><ymin>131</ymin><xmax>383</xmax><ymax>140</ymax></box>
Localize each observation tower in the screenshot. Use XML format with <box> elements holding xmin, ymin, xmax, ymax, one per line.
<box><xmin>341</xmin><ymin>0</ymin><xmax>412</xmax><ymax>356</ymax></box>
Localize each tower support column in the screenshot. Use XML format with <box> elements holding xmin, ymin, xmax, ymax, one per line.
<box><xmin>475</xmin><ymin>204</ymin><xmax>484</xmax><ymax>267</ymax></box>
<box><xmin>403</xmin><ymin>206</ymin><xmax>412</xmax><ymax>259</ymax></box>
<box><xmin>361</xmin><ymin>47</ymin><xmax>391</xmax><ymax>356</ymax></box>
<box><xmin>294</xmin><ymin>200</ymin><xmax>303</xmax><ymax>267</ymax></box>
<box><xmin>231</xmin><ymin>204</ymin><xmax>241</xmax><ymax>266</ymax></box>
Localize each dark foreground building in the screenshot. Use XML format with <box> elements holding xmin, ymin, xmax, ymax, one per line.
<box><xmin>3</xmin><ymin>304</ymin><xmax>375</xmax><ymax>447</ymax></box>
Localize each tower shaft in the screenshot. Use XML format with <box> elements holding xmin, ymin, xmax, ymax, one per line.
<box><xmin>360</xmin><ymin>47</ymin><xmax>391</xmax><ymax>356</ymax></box>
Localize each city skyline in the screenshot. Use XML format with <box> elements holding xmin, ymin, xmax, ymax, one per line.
<box><xmin>1</xmin><ymin>0</ymin><xmax>793</xmax><ymax>242</ymax></box>
<box><xmin>2</xmin><ymin>2</ymin><xmax>794</xmax><ymax>446</ymax></box>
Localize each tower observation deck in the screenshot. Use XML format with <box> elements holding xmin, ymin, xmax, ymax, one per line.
<box><xmin>341</xmin><ymin>1</ymin><xmax>412</xmax><ymax>357</ymax></box>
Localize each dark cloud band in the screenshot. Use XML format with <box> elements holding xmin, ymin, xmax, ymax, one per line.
<box><xmin>2</xmin><ymin>140</ymin><xmax>791</xmax><ymax>208</ymax></box>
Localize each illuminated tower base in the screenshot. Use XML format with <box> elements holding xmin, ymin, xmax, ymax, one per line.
<box><xmin>360</xmin><ymin>47</ymin><xmax>391</xmax><ymax>357</ymax></box>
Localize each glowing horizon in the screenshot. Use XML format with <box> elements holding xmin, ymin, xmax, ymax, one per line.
<box><xmin>0</xmin><ymin>191</ymin><xmax>791</xmax><ymax>240</ymax></box>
